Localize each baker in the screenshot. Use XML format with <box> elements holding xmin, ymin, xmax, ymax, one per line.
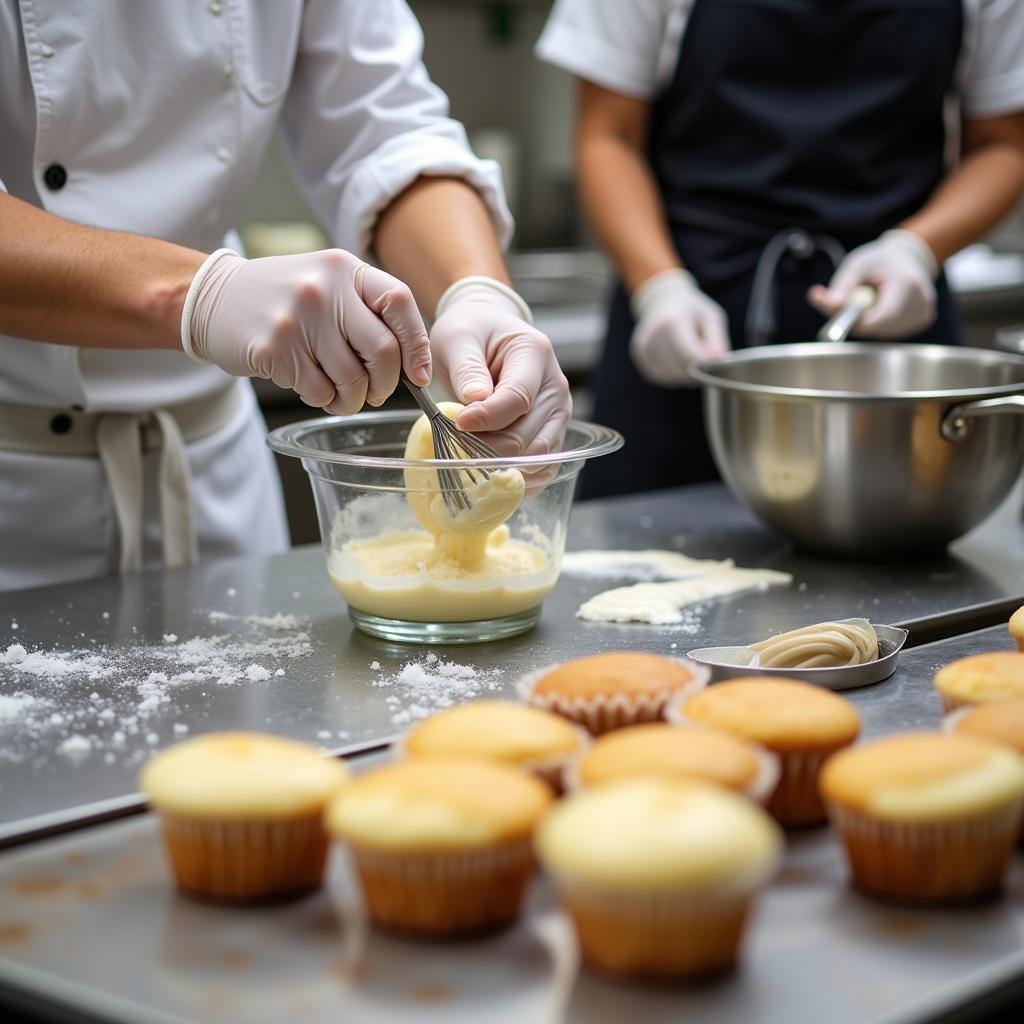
<box><xmin>538</xmin><ymin>0</ymin><xmax>1024</xmax><ymax>497</ymax></box>
<box><xmin>0</xmin><ymin>0</ymin><xmax>570</xmax><ymax>590</ymax></box>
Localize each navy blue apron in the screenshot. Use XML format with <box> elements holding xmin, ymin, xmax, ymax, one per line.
<box><xmin>582</xmin><ymin>0</ymin><xmax>965</xmax><ymax>500</ymax></box>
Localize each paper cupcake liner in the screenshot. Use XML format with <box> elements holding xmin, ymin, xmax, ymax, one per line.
<box><xmin>393</xmin><ymin>723</ymin><xmax>591</xmax><ymax>795</ymax></box>
<box><xmin>562</xmin><ymin>723</ymin><xmax>780</xmax><ymax>807</ymax></box>
<box><xmin>157</xmin><ymin>813</ymin><xmax>329</xmax><ymax>902</ymax></box>
<box><xmin>942</xmin><ymin>707</ymin><xmax>1024</xmax><ymax>846</ymax></box>
<box><xmin>516</xmin><ymin>659</ymin><xmax>710</xmax><ymax>737</ymax></box>
<box><xmin>827</xmin><ymin>801</ymin><xmax>1024</xmax><ymax>903</ymax></box>
<box><xmin>346</xmin><ymin>839</ymin><xmax>536</xmax><ymax>936</ymax></box>
<box><xmin>667</xmin><ymin>700</ymin><xmax>848</xmax><ymax>828</ymax></box>
<box><xmin>546</xmin><ymin>860</ymin><xmax>775</xmax><ymax>980</ymax></box>
<box><xmin>938</xmin><ymin>693</ymin><xmax>973</xmax><ymax>714</ymax></box>
<box><xmin>1014</xmin><ymin>636</ymin><xmax>1024</xmax><ymax>653</ymax></box>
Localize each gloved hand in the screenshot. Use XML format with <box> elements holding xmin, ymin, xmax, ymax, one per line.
<box><xmin>807</xmin><ymin>229</ymin><xmax>938</xmax><ymax>338</ymax></box>
<box><xmin>429</xmin><ymin>277</ymin><xmax>571</xmax><ymax>456</ymax></box>
<box><xmin>629</xmin><ymin>268</ymin><xmax>730</xmax><ymax>386</ymax></box>
<box><xmin>183</xmin><ymin>248</ymin><xmax>431</xmax><ymax>415</ymax></box>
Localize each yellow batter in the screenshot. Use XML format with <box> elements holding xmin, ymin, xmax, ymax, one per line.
<box><xmin>330</xmin><ymin>403</ymin><xmax>556</xmax><ymax>622</ymax></box>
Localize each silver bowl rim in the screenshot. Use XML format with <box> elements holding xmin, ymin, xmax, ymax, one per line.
<box><xmin>692</xmin><ymin>342</ymin><xmax>1024</xmax><ymax>402</ymax></box>
<box><xmin>266</xmin><ymin>409</ymin><xmax>624</xmax><ymax>470</ymax></box>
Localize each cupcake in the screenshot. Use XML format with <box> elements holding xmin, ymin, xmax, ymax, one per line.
<box><xmin>572</xmin><ymin>722</ymin><xmax>779</xmax><ymax>804</ymax></box>
<box><xmin>520</xmin><ymin>652</ymin><xmax>707</xmax><ymax>735</ymax></box>
<box><xmin>669</xmin><ymin>677</ymin><xmax>860</xmax><ymax>827</ymax></box>
<box><xmin>536</xmin><ymin>778</ymin><xmax>782</xmax><ymax>980</ymax></box>
<box><xmin>400</xmin><ymin>700</ymin><xmax>588</xmax><ymax>790</ymax></box>
<box><xmin>947</xmin><ymin>697</ymin><xmax>1024</xmax><ymax>756</ymax></box>
<box><xmin>934</xmin><ymin>652</ymin><xmax>1024</xmax><ymax>712</ymax></box>
<box><xmin>325</xmin><ymin>758</ymin><xmax>552</xmax><ymax>936</ymax></box>
<box><xmin>1009</xmin><ymin>607</ymin><xmax>1024</xmax><ymax>652</ymax></box>
<box><xmin>140</xmin><ymin>732</ymin><xmax>350</xmax><ymax>902</ymax></box>
<box><xmin>821</xmin><ymin>732</ymin><xmax>1024</xmax><ymax>903</ymax></box>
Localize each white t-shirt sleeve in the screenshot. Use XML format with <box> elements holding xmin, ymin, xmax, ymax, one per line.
<box><xmin>963</xmin><ymin>0</ymin><xmax>1024</xmax><ymax>117</ymax></box>
<box><xmin>278</xmin><ymin>0</ymin><xmax>512</xmax><ymax>260</ymax></box>
<box><xmin>536</xmin><ymin>0</ymin><xmax>673</xmax><ymax>99</ymax></box>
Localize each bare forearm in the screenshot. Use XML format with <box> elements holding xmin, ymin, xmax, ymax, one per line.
<box><xmin>903</xmin><ymin>115</ymin><xmax>1024</xmax><ymax>264</ymax></box>
<box><xmin>374</xmin><ymin>176</ymin><xmax>510</xmax><ymax>317</ymax></box>
<box><xmin>0</xmin><ymin>192</ymin><xmax>204</xmax><ymax>350</ymax></box>
<box><xmin>577</xmin><ymin>134</ymin><xmax>680</xmax><ymax>294</ymax></box>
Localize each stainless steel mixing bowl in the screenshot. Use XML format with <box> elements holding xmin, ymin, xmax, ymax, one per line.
<box><xmin>692</xmin><ymin>343</ymin><xmax>1024</xmax><ymax>556</ymax></box>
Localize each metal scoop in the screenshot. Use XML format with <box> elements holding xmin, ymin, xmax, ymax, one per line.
<box><xmin>401</xmin><ymin>373</ymin><xmax>502</xmax><ymax>517</ymax></box>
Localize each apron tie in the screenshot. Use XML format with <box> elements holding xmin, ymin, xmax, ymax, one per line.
<box><xmin>745</xmin><ymin>228</ymin><xmax>845</xmax><ymax>346</ymax></box>
<box><xmin>95</xmin><ymin>409</ymin><xmax>198</xmax><ymax>572</ymax></box>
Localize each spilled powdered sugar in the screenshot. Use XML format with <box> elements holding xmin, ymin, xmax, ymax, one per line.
<box><xmin>369</xmin><ymin>652</ymin><xmax>504</xmax><ymax>728</ymax></box>
<box><xmin>0</xmin><ymin>614</ymin><xmax>314</xmax><ymax>771</ymax></box>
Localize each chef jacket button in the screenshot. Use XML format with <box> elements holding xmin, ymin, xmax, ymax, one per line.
<box><xmin>71</xmin><ymin>404</ymin><xmax>84</xmax><ymax>412</ymax></box>
<box><xmin>37</xmin><ymin>43</ymin><xmax>55</xmax><ymax>58</ymax></box>
<box><xmin>209</xmin><ymin>0</ymin><xmax>224</xmax><ymax>14</ymax></box>
<box><xmin>216</xmin><ymin>147</ymin><xmax>232</xmax><ymax>163</ymax></box>
<box><xmin>43</xmin><ymin>163</ymin><xmax>67</xmax><ymax>191</ymax></box>
<box><xmin>50</xmin><ymin>414</ymin><xmax>72</xmax><ymax>435</ymax></box>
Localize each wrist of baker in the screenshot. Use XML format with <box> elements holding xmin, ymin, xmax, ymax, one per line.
<box><xmin>883</xmin><ymin>228</ymin><xmax>940</xmax><ymax>280</ymax></box>
<box><xmin>433</xmin><ymin>275</ymin><xmax>533</xmax><ymax>325</ymax></box>
<box><xmin>179</xmin><ymin>247</ymin><xmax>241</xmax><ymax>363</ymax></box>
<box><xmin>630</xmin><ymin>267</ymin><xmax>700</xmax><ymax>320</ymax></box>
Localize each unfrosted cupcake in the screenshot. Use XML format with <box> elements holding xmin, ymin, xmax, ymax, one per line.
<box><xmin>821</xmin><ymin>732</ymin><xmax>1024</xmax><ymax>903</ymax></box>
<box><xmin>1009</xmin><ymin>607</ymin><xmax>1024</xmax><ymax>652</ymax></box>
<box><xmin>325</xmin><ymin>758</ymin><xmax>552</xmax><ymax>935</ymax></box>
<box><xmin>947</xmin><ymin>697</ymin><xmax>1024</xmax><ymax>756</ymax></box>
<box><xmin>536</xmin><ymin>778</ymin><xmax>782</xmax><ymax>980</ymax></box>
<box><xmin>670</xmin><ymin>678</ymin><xmax>860</xmax><ymax>827</ymax></box>
<box><xmin>572</xmin><ymin>722</ymin><xmax>778</xmax><ymax>804</ymax></box>
<box><xmin>400</xmin><ymin>700</ymin><xmax>587</xmax><ymax>790</ymax></box>
<box><xmin>140</xmin><ymin>732</ymin><xmax>350</xmax><ymax>902</ymax></box>
<box><xmin>934</xmin><ymin>652</ymin><xmax>1024</xmax><ymax>712</ymax></box>
<box><xmin>520</xmin><ymin>652</ymin><xmax>707</xmax><ymax>735</ymax></box>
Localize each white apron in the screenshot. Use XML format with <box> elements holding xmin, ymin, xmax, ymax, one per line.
<box><xmin>0</xmin><ymin>381</ymin><xmax>289</xmax><ymax>591</ymax></box>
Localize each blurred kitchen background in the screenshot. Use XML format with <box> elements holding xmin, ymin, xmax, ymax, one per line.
<box><xmin>247</xmin><ymin>0</ymin><xmax>1024</xmax><ymax>544</ymax></box>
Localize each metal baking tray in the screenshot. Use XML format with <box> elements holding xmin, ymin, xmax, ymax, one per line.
<box><xmin>687</xmin><ymin>622</ymin><xmax>909</xmax><ymax>691</ymax></box>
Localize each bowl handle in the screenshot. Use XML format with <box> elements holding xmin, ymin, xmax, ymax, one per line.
<box><xmin>941</xmin><ymin>394</ymin><xmax>1024</xmax><ymax>441</ymax></box>
<box><xmin>816</xmin><ymin>285</ymin><xmax>878</xmax><ymax>343</ymax></box>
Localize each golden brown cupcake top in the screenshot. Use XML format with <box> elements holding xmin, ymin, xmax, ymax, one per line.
<box><xmin>325</xmin><ymin>758</ymin><xmax>553</xmax><ymax>852</ymax></box>
<box><xmin>952</xmin><ymin>698</ymin><xmax>1024</xmax><ymax>756</ymax></box>
<box><xmin>1009</xmin><ymin>606</ymin><xmax>1024</xmax><ymax>641</ymax></box>
<box><xmin>679</xmin><ymin>678</ymin><xmax>860</xmax><ymax>753</ymax></box>
<box><xmin>534</xmin><ymin>652</ymin><xmax>695</xmax><ymax>701</ymax></box>
<box><xmin>403</xmin><ymin>701</ymin><xmax>583</xmax><ymax>765</ymax></box>
<box><xmin>935</xmin><ymin>652</ymin><xmax>1024</xmax><ymax>704</ymax></box>
<box><xmin>577</xmin><ymin>723</ymin><xmax>762</xmax><ymax>793</ymax></box>
<box><xmin>821</xmin><ymin>731</ymin><xmax>1024</xmax><ymax>821</ymax></box>
<box><xmin>140</xmin><ymin>731</ymin><xmax>350</xmax><ymax>819</ymax></box>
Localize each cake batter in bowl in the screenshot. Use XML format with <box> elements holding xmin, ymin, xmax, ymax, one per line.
<box><xmin>268</xmin><ymin>409</ymin><xmax>622</xmax><ymax>643</ymax></box>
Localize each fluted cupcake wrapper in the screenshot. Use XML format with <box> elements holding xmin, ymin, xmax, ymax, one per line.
<box><xmin>157</xmin><ymin>813</ymin><xmax>329</xmax><ymax>902</ymax></box>
<box><xmin>827</xmin><ymin>801</ymin><xmax>1024</xmax><ymax>903</ymax></box>
<box><xmin>345</xmin><ymin>839</ymin><xmax>536</xmax><ymax>936</ymax></box>
<box><xmin>666</xmin><ymin>698</ymin><xmax>848</xmax><ymax>828</ymax></box>
<box><xmin>546</xmin><ymin>861</ymin><xmax>776</xmax><ymax>980</ymax></box>
<box><xmin>516</xmin><ymin>659</ymin><xmax>710</xmax><ymax>737</ymax></box>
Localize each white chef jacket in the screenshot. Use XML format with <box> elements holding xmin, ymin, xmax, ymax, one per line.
<box><xmin>537</xmin><ymin>0</ymin><xmax>1024</xmax><ymax>118</ymax></box>
<box><xmin>0</xmin><ymin>0</ymin><xmax>511</xmax><ymax>590</ymax></box>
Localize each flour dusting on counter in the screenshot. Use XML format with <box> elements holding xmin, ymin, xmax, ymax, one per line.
<box><xmin>0</xmin><ymin>613</ymin><xmax>314</xmax><ymax>769</ymax></box>
<box><xmin>370</xmin><ymin>653</ymin><xmax>503</xmax><ymax>728</ymax></box>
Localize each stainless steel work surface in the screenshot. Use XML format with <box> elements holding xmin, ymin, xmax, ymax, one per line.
<box><xmin>3</xmin><ymin>483</ymin><xmax>1024</xmax><ymax>844</ymax></box>
<box><xmin>1</xmin><ymin>626</ymin><xmax>1023</xmax><ymax>1024</ymax></box>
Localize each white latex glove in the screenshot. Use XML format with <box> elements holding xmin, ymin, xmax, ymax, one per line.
<box><xmin>807</xmin><ymin>229</ymin><xmax>938</xmax><ymax>338</ymax></box>
<box><xmin>429</xmin><ymin>276</ymin><xmax>571</xmax><ymax>457</ymax></box>
<box><xmin>629</xmin><ymin>268</ymin><xmax>730</xmax><ymax>386</ymax></box>
<box><xmin>182</xmin><ymin>248</ymin><xmax>431</xmax><ymax>415</ymax></box>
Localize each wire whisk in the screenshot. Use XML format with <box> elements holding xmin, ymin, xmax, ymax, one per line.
<box><xmin>401</xmin><ymin>373</ymin><xmax>502</xmax><ymax>517</ymax></box>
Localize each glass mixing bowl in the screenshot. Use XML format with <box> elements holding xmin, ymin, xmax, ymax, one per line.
<box><xmin>268</xmin><ymin>411</ymin><xmax>622</xmax><ymax>644</ymax></box>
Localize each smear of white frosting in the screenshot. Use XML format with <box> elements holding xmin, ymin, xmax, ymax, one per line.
<box><xmin>577</xmin><ymin>567</ymin><xmax>793</xmax><ymax>624</ymax></box>
<box><xmin>561</xmin><ymin>549</ymin><xmax>733</xmax><ymax>581</ymax></box>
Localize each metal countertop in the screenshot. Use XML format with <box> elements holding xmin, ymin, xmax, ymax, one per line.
<box><xmin>1</xmin><ymin>625</ymin><xmax>1023</xmax><ymax>1024</ymax></box>
<box><xmin>2</xmin><ymin>483</ymin><xmax>1024</xmax><ymax>845</ymax></box>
